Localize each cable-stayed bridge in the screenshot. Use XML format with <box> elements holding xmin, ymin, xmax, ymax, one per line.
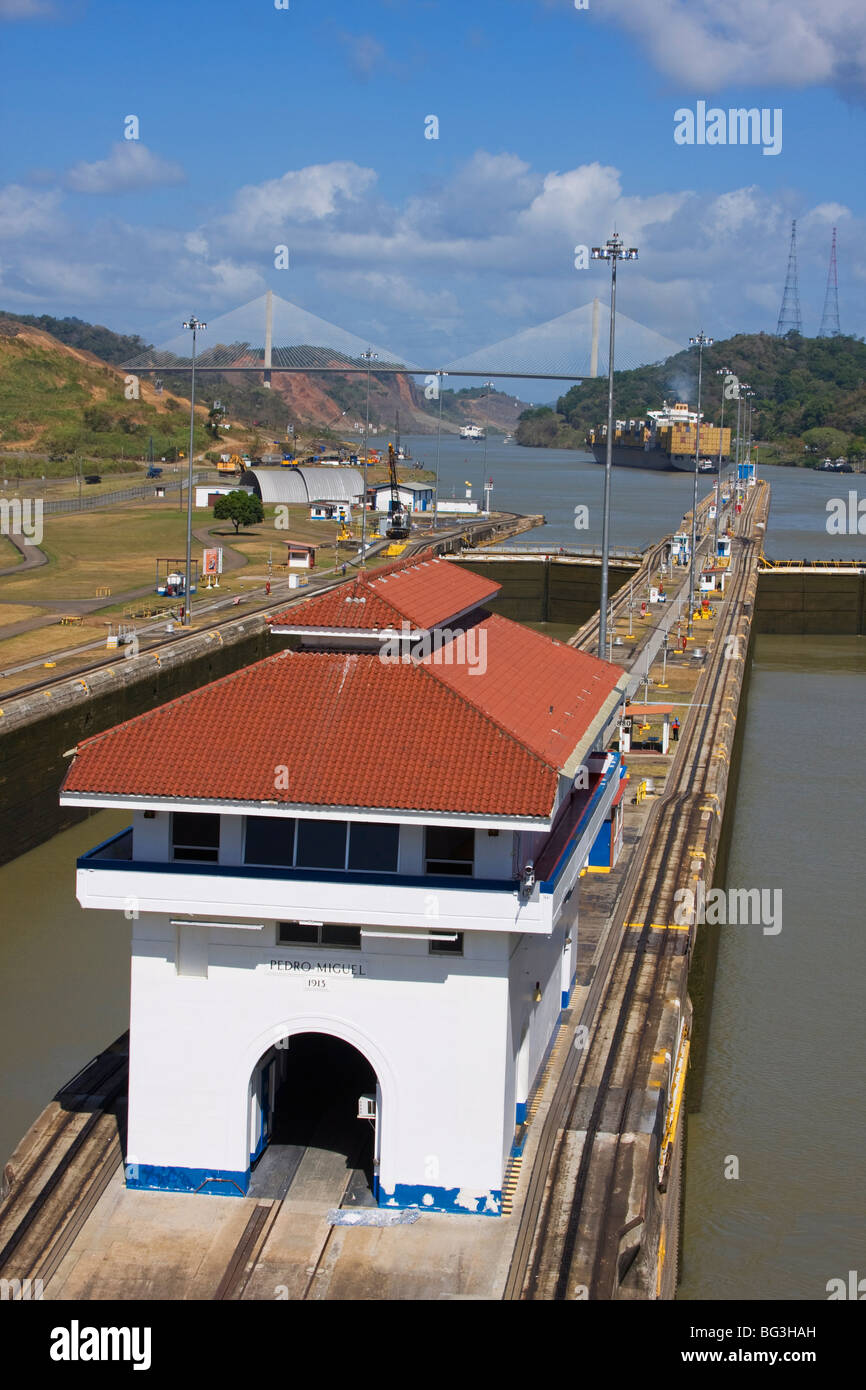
<box><xmin>123</xmin><ymin>291</ymin><xmax>681</xmax><ymax>384</ymax></box>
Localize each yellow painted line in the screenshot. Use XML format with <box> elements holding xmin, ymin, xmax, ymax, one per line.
<box><xmin>688</xmin><ymin>849</ymin><xmax>707</xmax><ymax>858</ymax></box>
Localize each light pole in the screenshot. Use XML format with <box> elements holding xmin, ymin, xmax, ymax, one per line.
<box><xmin>592</xmin><ymin>232</ymin><xmax>638</xmax><ymax>659</ymax></box>
<box><xmin>714</xmin><ymin>366</ymin><xmax>733</xmax><ymax>561</ymax></box>
<box><xmin>182</xmin><ymin>315</ymin><xmax>206</xmax><ymax>625</ymax></box>
<box><xmin>480</xmin><ymin>380</ymin><xmax>494</xmax><ymax>513</ymax></box>
<box><xmin>745</xmin><ymin>390</ymin><xmax>755</xmax><ymax>462</ymax></box>
<box><xmin>687</xmin><ymin>331</ymin><xmax>713</xmax><ymax>638</ymax></box>
<box><xmin>433</xmin><ymin>373</ymin><xmax>446</xmax><ymax>530</ymax></box>
<box><xmin>361</xmin><ymin>350</ymin><xmax>378</xmax><ymax>566</ymax></box>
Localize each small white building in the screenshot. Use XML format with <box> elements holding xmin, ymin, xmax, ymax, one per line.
<box><xmin>195</xmin><ymin>484</ymin><xmax>254</xmax><ymax>508</ymax></box>
<box><xmin>371</xmin><ymin>481</ymin><xmax>434</xmax><ymax>514</ymax></box>
<box><xmin>62</xmin><ymin>553</ymin><xmax>629</xmax><ymax>1215</ymax></box>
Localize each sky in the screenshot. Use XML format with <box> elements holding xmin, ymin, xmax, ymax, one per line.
<box><xmin>0</xmin><ymin>0</ymin><xmax>864</xmax><ymax>370</ymax></box>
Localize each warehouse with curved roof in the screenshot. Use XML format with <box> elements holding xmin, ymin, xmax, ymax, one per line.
<box><xmin>243</xmin><ymin>466</ymin><xmax>364</xmax><ymax>506</ymax></box>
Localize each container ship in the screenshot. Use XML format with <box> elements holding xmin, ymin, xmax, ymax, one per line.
<box><xmin>587</xmin><ymin>400</ymin><xmax>732</xmax><ymax>473</ymax></box>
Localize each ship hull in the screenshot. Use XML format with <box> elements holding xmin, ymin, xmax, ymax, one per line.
<box><xmin>589</xmin><ymin>444</ymin><xmax>676</xmax><ymax>472</ymax></box>
<box><xmin>669</xmin><ymin>455</ymin><xmax>730</xmax><ymax>474</ymax></box>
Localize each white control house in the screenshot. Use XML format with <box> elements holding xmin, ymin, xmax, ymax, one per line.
<box><xmin>62</xmin><ymin>553</ymin><xmax>629</xmax><ymax>1215</ymax></box>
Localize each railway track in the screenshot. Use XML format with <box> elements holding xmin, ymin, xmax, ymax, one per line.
<box><xmin>506</xmin><ymin>482</ymin><xmax>766</xmax><ymax>1300</ymax></box>
<box><xmin>0</xmin><ymin>1039</ymin><xmax>128</xmax><ymax>1293</ymax></box>
<box><xmin>1</xmin><ymin>512</ymin><xmax>530</xmax><ymax>704</ymax></box>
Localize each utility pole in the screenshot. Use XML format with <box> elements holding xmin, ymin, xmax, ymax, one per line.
<box><xmin>776</xmin><ymin>219</ymin><xmax>802</xmax><ymax>336</ymax></box>
<box><xmin>820</xmin><ymin>226</ymin><xmax>841</xmax><ymax>337</ymax></box>
<box><xmin>714</xmin><ymin>367</ymin><xmax>733</xmax><ymax>562</ymax></box>
<box><xmin>480</xmin><ymin>380</ymin><xmax>494</xmax><ymax>513</ymax></box>
<box><xmin>433</xmin><ymin>374</ymin><xmax>445</xmax><ymax>530</ymax></box>
<box><xmin>182</xmin><ymin>315</ymin><xmax>206</xmax><ymax>625</ymax></box>
<box><xmin>360</xmin><ymin>349</ymin><xmax>378</xmax><ymax>567</ymax></box>
<box><xmin>591</xmin><ymin>232</ymin><xmax>638</xmax><ymax>659</ymax></box>
<box><xmin>687</xmin><ymin>331</ymin><xmax>713</xmax><ymax>639</ymax></box>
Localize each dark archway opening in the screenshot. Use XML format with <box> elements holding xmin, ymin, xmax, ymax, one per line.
<box><xmin>248</xmin><ymin>1033</ymin><xmax>377</xmax><ymax>1204</ymax></box>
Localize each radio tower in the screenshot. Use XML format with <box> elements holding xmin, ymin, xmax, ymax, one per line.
<box><xmin>776</xmin><ymin>219</ymin><xmax>802</xmax><ymax>335</ymax></box>
<box><xmin>819</xmin><ymin>227</ymin><xmax>841</xmax><ymax>337</ymax></box>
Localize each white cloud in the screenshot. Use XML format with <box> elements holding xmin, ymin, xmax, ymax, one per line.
<box><xmin>0</xmin><ymin>184</ymin><xmax>60</xmax><ymax>239</ymax></box>
<box><xmin>65</xmin><ymin>143</ymin><xmax>186</xmax><ymax>194</ymax></box>
<box><xmin>336</xmin><ymin>30</ymin><xmax>386</xmax><ymax>80</ymax></box>
<box><xmin>595</xmin><ymin>0</ymin><xmax>866</xmax><ymax>98</ymax></box>
<box><xmin>0</xmin><ymin>153</ymin><xmax>862</xmax><ymax>352</ymax></box>
<box><xmin>218</xmin><ymin>162</ymin><xmax>379</xmax><ymax>249</ymax></box>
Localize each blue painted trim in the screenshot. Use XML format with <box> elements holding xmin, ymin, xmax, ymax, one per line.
<box><xmin>515</xmin><ymin>1100</ymin><xmax>527</xmax><ymax>1125</ymax></box>
<box><xmin>127</xmin><ymin>1164</ymin><xmax>249</xmax><ymax>1197</ymax></box>
<box><xmin>510</xmin><ymin>1132</ymin><xmax>527</xmax><ymax>1158</ymax></box>
<box><xmin>77</xmin><ymin>849</ymin><xmax>515</xmax><ymax>896</ymax></box>
<box><xmin>561</xmin><ymin>990</ymin><xmax>569</xmax><ymax>1009</ymax></box>
<box><xmin>83</xmin><ymin>826</ymin><xmax>133</xmax><ymax>857</ymax></box>
<box><xmin>379</xmin><ymin>1183</ymin><xmax>502</xmax><ymax>1216</ymax></box>
<box><xmin>540</xmin><ymin>755</ymin><xmax>622</xmax><ymax>894</ymax></box>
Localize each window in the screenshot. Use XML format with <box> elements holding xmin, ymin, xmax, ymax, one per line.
<box><xmin>429</xmin><ymin>931</ymin><xmax>464</xmax><ymax>956</ymax></box>
<box><xmin>295</xmin><ymin>819</ymin><xmax>348</xmax><ymax>870</ymax></box>
<box><xmin>243</xmin><ymin>817</ymin><xmax>400</xmax><ymax>873</ymax></box>
<box><xmin>425</xmin><ymin>826</ymin><xmax>474</xmax><ymax>877</ymax></box>
<box><xmin>348</xmin><ymin>822</ymin><xmax>399</xmax><ymax>873</ymax></box>
<box><xmin>172</xmin><ymin>812</ymin><xmax>220</xmax><ymax>863</ymax></box>
<box><xmin>244</xmin><ymin>816</ymin><xmax>296</xmax><ymax>866</ymax></box>
<box><xmin>277</xmin><ymin>922</ymin><xmax>361</xmax><ymax>949</ymax></box>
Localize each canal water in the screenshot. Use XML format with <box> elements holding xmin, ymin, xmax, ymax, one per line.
<box><xmin>403</xmin><ymin>433</ymin><xmax>866</xmax><ymax>561</ymax></box>
<box><xmin>0</xmin><ymin>439</ymin><xmax>863</xmax><ymax>1301</ymax></box>
<box><xmin>677</xmin><ymin>634</ymin><xmax>866</xmax><ymax>1301</ymax></box>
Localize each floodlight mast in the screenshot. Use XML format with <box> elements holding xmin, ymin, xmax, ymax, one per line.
<box><xmin>360</xmin><ymin>350</ymin><xmax>378</xmax><ymax>567</ymax></box>
<box><xmin>687</xmin><ymin>331</ymin><xmax>713</xmax><ymax>638</ymax></box>
<box><xmin>182</xmin><ymin>317</ymin><xmax>206</xmax><ymax>625</ymax></box>
<box><xmin>590</xmin><ymin>234</ymin><xmax>638</xmax><ymax>659</ymax></box>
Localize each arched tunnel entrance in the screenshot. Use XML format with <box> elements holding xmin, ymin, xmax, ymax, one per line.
<box><xmin>248</xmin><ymin>1033</ymin><xmax>379</xmax><ymax>1205</ymax></box>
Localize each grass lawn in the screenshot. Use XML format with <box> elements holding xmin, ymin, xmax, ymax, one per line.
<box><xmin>0</xmin><ymin>535</ymin><xmax>24</xmax><ymax>568</ymax></box>
<box><xmin>0</xmin><ymin>503</ymin><xmax>225</xmax><ymax>601</ymax></box>
<box><xmin>0</xmin><ymin>616</ymin><xmax>108</xmax><ymax>674</ymax></box>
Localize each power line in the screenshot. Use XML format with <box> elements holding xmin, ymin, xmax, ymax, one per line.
<box><xmin>776</xmin><ymin>219</ymin><xmax>802</xmax><ymax>336</ymax></box>
<box><xmin>819</xmin><ymin>226</ymin><xmax>841</xmax><ymax>337</ymax></box>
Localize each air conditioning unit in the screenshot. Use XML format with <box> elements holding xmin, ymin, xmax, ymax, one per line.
<box><xmin>357</xmin><ymin>1094</ymin><xmax>377</xmax><ymax>1121</ymax></box>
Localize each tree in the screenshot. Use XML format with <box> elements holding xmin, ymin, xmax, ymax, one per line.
<box><xmin>213</xmin><ymin>490</ymin><xmax>264</xmax><ymax>533</ymax></box>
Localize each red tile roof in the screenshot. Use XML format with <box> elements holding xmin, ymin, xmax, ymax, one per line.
<box><xmin>62</xmin><ymin>598</ymin><xmax>625</xmax><ymax>820</ymax></box>
<box><xmin>269</xmin><ymin>552</ymin><xmax>500</xmax><ymax>633</ymax></box>
<box><xmin>62</xmin><ymin>650</ymin><xmax>559</xmax><ymax>818</ymax></box>
<box><xmin>421</xmin><ymin>614</ymin><xmax>625</xmax><ymax>769</ymax></box>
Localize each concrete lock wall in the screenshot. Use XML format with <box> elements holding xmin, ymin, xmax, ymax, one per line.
<box><xmin>754</xmin><ymin>571</ymin><xmax>866</xmax><ymax>635</ymax></box>
<box><xmin>125</xmin><ymin>914</ymin><xmax>521</xmax><ymax>1213</ymax></box>
<box><xmin>0</xmin><ymin>619</ymin><xmax>289</xmax><ymax>867</ymax></box>
<box><xmin>0</xmin><ymin>520</ymin><xmax>540</xmax><ymax>870</ymax></box>
<box><xmin>457</xmin><ymin>558</ymin><xmax>636</xmax><ymax>626</ymax></box>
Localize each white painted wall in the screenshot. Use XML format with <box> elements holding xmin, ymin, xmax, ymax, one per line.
<box><xmin>126</xmin><ymin>915</ymin><xmax>520</xmax><ymax>1206</ymax></box>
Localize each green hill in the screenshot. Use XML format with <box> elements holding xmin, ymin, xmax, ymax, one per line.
<box><xmin>0</xmin><ymin>318</ymin><xmax>212</xmax><ymax>468</ymax></box>
<box><xmin>516</xmin><ymin>333</ymin><xmax>866</xmax><ymax>465</ymax></box>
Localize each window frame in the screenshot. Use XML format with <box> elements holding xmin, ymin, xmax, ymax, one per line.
<box><xmin>277</xmin><ymin>921</ymin><xmax>362</xmax><ymax>950</ymax></box>
<box><xmin>243</xmin><ymin>817</ymin><xmax>401</xmax><ymax>875</ymax></box>
<box><xmin>428</xmin><ymin>931</ymin><xmax>464</xmax><ymax>957</ymax></box>
<box><xmin>243</xmin><ymin>815</ymin><xmax>297</xmax><ymax>868</ymax></box>
<box><xmin>424</xmin><ymin>825</ymin><xmax>475</xmax><ymax>878</ymax></box>
<box><xmin>171</xmin><ymin>811</ymin><xmax>221</xmax><ymax>864</ymax></box>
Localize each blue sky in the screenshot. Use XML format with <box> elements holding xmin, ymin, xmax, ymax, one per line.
<box><xmin>1</xmin><ymin>0</ymin><xmax>864</xmax><ymax>366</ymax></box>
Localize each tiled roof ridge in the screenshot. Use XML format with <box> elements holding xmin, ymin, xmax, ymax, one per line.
<box><xmin>367</xmin><ymin>546</ymin><xmax>436</xmax><ymax>585</ymax></box>
<box><xmin>413</xmin><ymin>657</ymin><xmax>560</xmax><ymax>776</ymax></box>
<box><xmin>70</xmin><ymin>648</ymin><xmax>293</xmax><ymax>756</ymax></box>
